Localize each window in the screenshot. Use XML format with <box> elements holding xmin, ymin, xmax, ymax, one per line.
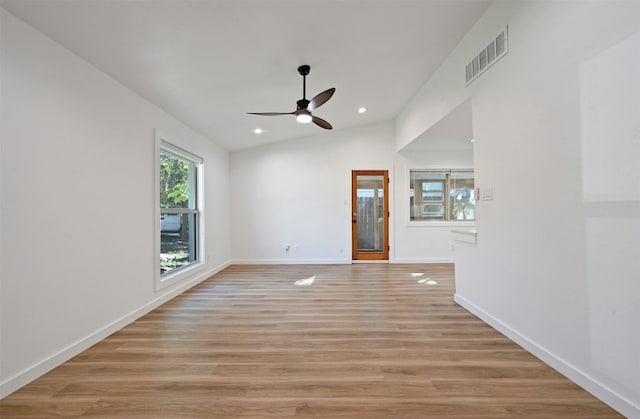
<box><xmin>157</xmin><ymin>138</ymin><xmax>203</xmax><ymax>285</ymax></box>
<box><xmin>410</xmin><ymin>170</ymin><xmax>475</xmax><ymax>221</ymax></box>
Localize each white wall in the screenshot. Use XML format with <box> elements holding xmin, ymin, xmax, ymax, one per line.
<box><xmin>0</xmin><ymin>10</ymin><xmax>231</xmax><ymax>397</ymax></box>
<box><xmin>231</xmin><ymin>122</ymin><xmax>395</xmax><ymax>264</ymax></box>
<box><xmin>397</xmin><ymin>1</ymin><xmax>640</xmax><ymax>416</ymax></box>
<box><xmin>231</xmin><ymin>121</ymin><xmax>473</xmax><ymax>264</ymax></box>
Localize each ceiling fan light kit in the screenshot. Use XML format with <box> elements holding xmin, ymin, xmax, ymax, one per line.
<box><xmin>296</xmin><ymin>110</ymin><xmax>312</xmax><ymax>124</ymax></box>
<box><xmin>248</xmin><ymin>65</ymin><xmax>335</xmax><ymax>130</ymax></box>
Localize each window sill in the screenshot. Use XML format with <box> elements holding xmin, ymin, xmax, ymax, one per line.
<box><xmin>451</xmin><ymin>228</ymin><xmax>478</xmax><ymax>244</ymax></box>
<box><xmin>156</xmin><ymin>260</ymin><xmax>204</xmax><ymax>291</ymax></box>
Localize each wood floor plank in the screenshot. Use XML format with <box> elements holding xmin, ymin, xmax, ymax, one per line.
<box><xmin>0</xmin><ymin>264</ymin><xmax>622</xmax><ymax>417</ymax></box>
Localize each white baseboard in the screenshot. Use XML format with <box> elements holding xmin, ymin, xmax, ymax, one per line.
<box><xmin>454</xmin><ymin>293</ymin><xmax>639</xmax><ymax>419</ymax></box>
<box><xmin>392</xmin><ymin>257</ymin><xmax>454</xmax><ymax>264</ymax></box>
<box><xmin>231</xmin><ymin>258</ymin><xmax>351</xmax><ymax>265</ymax></box>
<box><xmin>0</xmin><ymin>260</ymin><xmax>231</xmax><ymax>399</ymax></box>
<box><xmin>231</xmin><ymin>258</ymin><xmax>454</xmax><ymax>265</ymax></box>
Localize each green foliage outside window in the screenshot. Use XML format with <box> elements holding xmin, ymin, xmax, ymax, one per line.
<box><xmin>159</xmin><ymin>149</ymin><xmax>198</xmax><ymax>276</ymax></box>
<box><xmin>160</xmin><ymin>152</ymin><xmax>191</xmax><ymax>208</ymax></box>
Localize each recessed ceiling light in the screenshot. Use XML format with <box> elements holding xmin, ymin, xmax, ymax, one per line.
<box><xmin>470</xmin><ymin>138</ymin><xmax>474</xmax><ymax>143</ymax></box>
<box><xmin>358</xmin><ymin>107</ymin><xmax>367</xmax><ymax>114</ymax></box>
<box><xmin>253</xmin><ymin>128</ymin><xmax>264</xmax><ymax>134</ymax></box>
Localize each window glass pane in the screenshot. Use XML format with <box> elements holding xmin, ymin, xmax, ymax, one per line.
<box><xmin>449</xmin><ymin>172</ymin><xmax>474</xmax><ymax>181</ymax></box>
<box><xmin>422</xmin><ymin>182</ymin><xmax>444</xmax><ymax>192</ymax></box>
<box><xmin>410</xmin><ymin>170</ymin><xmax>474</xmax><ymax>221</ymax></box>
<box><xmin>422</xmin><ymin>191</ymin><xmax>444</xmax><ymax>201</ymax></box>
<box><xmin>422</xmin><ymin>204</ymin><xmax>445</xmax><ymax>220</ymax></box>
<box><xmin>412</xmin><ymin>172</ymin><xmax>445</xmax><ymax>182</ymax></box>
<box><xmin>159</xmin><ymin>145</ymin><xmax>200</xmax><ymax>278</ymax></box>
<box><xmin>410</xmin><ymin>171</ymin><xmax>446</xmax><ymax>221</ymax></box>
<box><xmin>449</xmin><ymin>172</ymin><xmax>475</xmax><ymax>220</ymax></box>
<box><xmin>160</xmin><ymin>151</ymin><xmax>196</xmax><ymax>209</ymax></box>
<box><xmin>356</xmin><ymin>176</ymin><xmax>385</xmax><ymax>252</ymax></box>
<box><xmin>160</xmin><ymin>213</ymin><xmax>197</xmax><ymax>275</ymax></box>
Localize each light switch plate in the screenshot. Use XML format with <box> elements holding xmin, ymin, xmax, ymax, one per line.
<box><xmin>481</xmin><ymin>187</ymin><xmax>494</xmax><ymax>201</ymax></box>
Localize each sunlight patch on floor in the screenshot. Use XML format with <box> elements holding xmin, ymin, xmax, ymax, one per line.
<box><xmin>294</xmin><ymin>275</ymin><xmax>315</xmax><ymax>286</ymax></box>
<box><xmin>417</xmin><ymin>278</ymin><xmax>437</xmax><ymax>285</ymax></box>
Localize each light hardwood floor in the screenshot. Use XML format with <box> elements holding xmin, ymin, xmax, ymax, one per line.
<box><xmin>1</xmin><ymin>264</ymin><xmax>622</xmax><ymax>418</ymax></box>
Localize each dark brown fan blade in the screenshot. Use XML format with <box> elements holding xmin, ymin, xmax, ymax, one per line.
<box><xmin>308</xmin><ymin>88</ymin><xmax>335</xmax><ymax>111</ymax></box>
<box><xmin>312</xmin><ymin>115</ymin><xmax>332</xmax><ymax>130</ymax></box>
<box><xmin>247</xmin><ymin>111</ymin><xmax>295</xmax><ymax>116</ymax></box>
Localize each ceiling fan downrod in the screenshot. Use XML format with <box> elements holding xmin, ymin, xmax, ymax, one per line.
<box><xmin>298</xmin><ymin>64</ymin><xmax>310</xmax><ymax>98</ymax></box>
<box><xmin>297</xmin><ymin>65</ymin><xmax>311</xmax><ymax>110</ymax></box>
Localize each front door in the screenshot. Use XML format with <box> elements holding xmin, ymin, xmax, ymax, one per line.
<box><xmin>352</xmin><ymin>170</ymin><xmax>389</xmax><ymax>261</ymax></box>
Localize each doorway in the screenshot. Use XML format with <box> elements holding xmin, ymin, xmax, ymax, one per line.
<box><xmin>352</xmin><ymin>170</ymin><xmax>389</xmax><ymax>261</ymax></box>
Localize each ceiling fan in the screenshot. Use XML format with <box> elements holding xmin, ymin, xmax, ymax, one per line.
<box><xmin>248</xmin><ymin>65</ymin><xmax>335</xmax><ymax>130</ymax></box>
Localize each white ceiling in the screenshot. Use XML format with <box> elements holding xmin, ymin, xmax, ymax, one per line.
<box><xmin>1</xmin><ymin>0</ymin><xmax>490</xmax><ymax>152</ymax></box>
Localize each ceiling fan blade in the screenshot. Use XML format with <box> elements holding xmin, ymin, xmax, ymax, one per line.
<box><xmin>247</xmin><ymin>112</ymin><xmax>295</xmax><ymax>116</ymax></box>
<box><xmin>312</xmin><ymin>115</ymin><xmax>333</xmax><ymax>130</ymax></box>
<box><xmin>308</xmin><ymin>88</ymin><xmax>335</xmax><ymax>111</ymax></box>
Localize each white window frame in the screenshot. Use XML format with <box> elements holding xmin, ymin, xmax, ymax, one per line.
<box><xmin>155</xmin><ymin>131</ymin><xmax>205</xmax><ymax>291</ymax></box>
<box><xmin>407</xmin><ymin>169</ymin><xmax>476</xmax><ymax>227</ymax></box>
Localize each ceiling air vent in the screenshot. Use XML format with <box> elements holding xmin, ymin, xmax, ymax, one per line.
<box><xmin>466</xmin><ymin>26</ymin><xmax>508</xmax><ymax>85</ymax></box>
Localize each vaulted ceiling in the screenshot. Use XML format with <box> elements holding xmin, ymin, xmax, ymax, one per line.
<box><xmin>1</xmin><ymin>0</ymin><xmax>490</xmax><ymax>151</ymax></box>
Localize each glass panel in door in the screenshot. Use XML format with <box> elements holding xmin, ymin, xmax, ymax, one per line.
<box><xmin>352</xmin><ymin>171</ymin><xmax>389</xmax><ymax>261</ymax></box>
